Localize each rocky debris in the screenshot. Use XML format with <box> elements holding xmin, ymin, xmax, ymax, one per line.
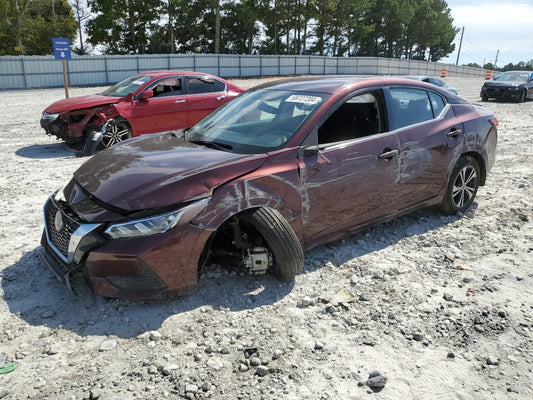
<box><xmin>366</xmin><ymin>370</ymin><xmax>388</xmax><ymax>391</ymax></box>
<box><xmin>99</xmin><ymin>339</ymin><xmax>117</xmax><ymax>352</ymax></box>
<box><xmin>486</xmin><ymin>356</ymin><xmax>499</xmax><ymax>366</ymax></box>
<box><xmin>299</xmin><ymin>296</ymin><xmax>315</xmax><ymax>307</ymax></box>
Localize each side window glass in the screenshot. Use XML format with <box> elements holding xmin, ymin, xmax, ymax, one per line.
<box><xmin>428</xmin><ymin>91</ymin><xmax>446</xmax><ymax>117</ymax></box>
<box><xmin>214</xmin><ymin>79</ymin><xmax>226</xmax><ymax>92</ymax></box>
<box><xmin>428</xmin><ymin>77</ymin><xmax>445</xmax><ymax>87</ymax></box>
<box><xmin>318</xmin><ymin>93</ymin><xmax>381</xmax><ymax>144</ymax></box>
<box><xmin>388</xmin><ymin>88</ymin><xmax>433</xmax><ymax>130</ymax></box>
<box><xmin>151</xmin><ymin>78</ymin><xmax>181</xmax><ymax>97</ymax></box>
<box><xmin>186</xmin><ymin>77</ymin><xmax>215</xmax><ymax>94</ymax></box>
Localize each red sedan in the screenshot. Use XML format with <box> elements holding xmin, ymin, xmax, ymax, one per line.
<box><xmin>40</xmin><ymin>71</ymin><xmax>244</xmax><ymax>149</ymax></box>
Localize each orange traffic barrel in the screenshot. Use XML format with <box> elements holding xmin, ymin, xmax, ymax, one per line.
<box><xmin>485</xmin><ymin>70</ymin><xmax>492</xmax><ymax>80</ymax></box>
<box><xmin>441</xmin><ymin>68</ymin><xmax>447</xmax><ymax>78</ymax></box>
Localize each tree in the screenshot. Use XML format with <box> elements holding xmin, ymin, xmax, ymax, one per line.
<box><xmin>70</xmin><ymin>0</ymin><xmax>90</xmax><ymax>54</ymax></box>
<box><xmin>86</xmin><ymin>0</ymin><xmax>163</xmax><ymax>54</ymax></box>
<box><xmin>223</xmin><ymin>0</ymin><xmax>262</xmax><ymax>54</ymax></box>
<box><xmin>0</xmin><ymin>0</ymin><xmax>76</xmax><ymax>55</ymax></box>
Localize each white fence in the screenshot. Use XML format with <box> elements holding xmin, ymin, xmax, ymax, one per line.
<box><xmin>0</xmin><ymin>54</ymin><xmax>485</xmax><ymax>90</ymax></box>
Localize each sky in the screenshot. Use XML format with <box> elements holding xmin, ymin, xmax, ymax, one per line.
<box><xmin>441</xmin><ymin>0</ymin><xmax>533</xmax><ymax>67</ymax></box>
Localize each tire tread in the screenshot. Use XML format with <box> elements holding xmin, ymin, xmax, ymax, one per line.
<box><xmin>245</xmin><ymin>208</ymin><xmax>304</xmax><ymax>282</ymax></box>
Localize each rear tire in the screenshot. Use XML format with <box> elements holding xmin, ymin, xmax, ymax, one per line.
<box><xmin>481</xmin><ymin>95</ymin><xmax>488</xmax><ymax>102</ymax></box>
<box><xmin>242</xmin><ymin>208</ymin><xmax>304</xmax><ymax>282</ymax></box>
<box><xmin>440</xmin><ymin>155</ymin><xmax>480</xmax><ymax>215</ymax></box>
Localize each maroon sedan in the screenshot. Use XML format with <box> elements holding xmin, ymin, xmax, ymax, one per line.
<box><xmin>41</xmin><ymin>76</ymin><xmax>498</xmax><ymax>299</ymax></box>
<box><xmin>40</xmin><ymin>71</ymin><xmax>244</xmax><ymax>149</ymax></box>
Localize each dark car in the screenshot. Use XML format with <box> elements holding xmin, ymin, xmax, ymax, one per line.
<box><xmin>480</xmin><ymin>70</ymin><xmax>533</xmax><ymax>102</ymax></box>
<box><xmin>41</xmin><ymin>76</ymin><xmax>498</xmax><ymax>299</ymax></box>
<box><xmin>40</xmin><ymin>71</ymin><xmax>244</xmax><ymax>149</ymax></box>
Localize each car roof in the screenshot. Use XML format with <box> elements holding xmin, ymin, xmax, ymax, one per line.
<box><xmin>138</xmin><ymin>70</ymin><xmax>220</xmax><ymax>78</ymax></box>
<box><xmin>251</xmin><ymin>75</ymin><xmax>447</xmax><ymax>95</ymax></box>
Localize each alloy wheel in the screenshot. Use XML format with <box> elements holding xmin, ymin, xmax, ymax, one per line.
<box><xmin>452</xmin><ymin>166</ymin><xmax>477</xmax><ymax>208</ymax></box>
<box><xmin>102</xmin><ymin>122</ymin><xmax>131</xmax><ymax>148</ymax></box>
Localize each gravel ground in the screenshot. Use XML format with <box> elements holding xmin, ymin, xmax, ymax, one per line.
<box><xmin>0</xmin><ymin>76</ymin><xmax>532</xmax><ymax>400</ymax></box>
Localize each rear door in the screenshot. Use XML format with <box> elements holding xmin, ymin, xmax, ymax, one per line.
<box><xmin>184</xmin><ymin>76</ymin><xmax>229</xmax><ymax>125</ymax></box>
<box><xmin>385</xmin><ymin>87</ymin><xmax>463</xmax><ymax>206</ymax></box>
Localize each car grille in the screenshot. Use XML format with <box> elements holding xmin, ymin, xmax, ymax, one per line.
<box><xmin>44</xmin><ymin>199</ymin><xmax>81</xmax><ymax>259</ymax></box>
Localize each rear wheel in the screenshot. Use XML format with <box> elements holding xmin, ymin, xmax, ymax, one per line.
<box><xmin>481</xmin><ymin>95</ymin><xmax>488</xmax><ymax>102</ymax></box>
<box><xmin>99</xmin><ymin>119</ymin><xmax>131</xmax><ymax>149</ymax></box>
<box><xmin>440</xmin><ymin>155</ymin><xmax>480</xmax><ymax>215</ymax></box>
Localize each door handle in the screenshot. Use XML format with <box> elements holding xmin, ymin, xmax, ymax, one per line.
<box><xmin>175</xmin><ymin>99</ymin><xmax>186</xmax><ymax>104</ymax></box>
<box><xmin>216</xmin><ymin>95</ymin><xmax>226</xmax><ymax>101</ymax></box>
<box><xmin>378</xmin><ymin>149</ymin><xmax>399</xmax><ymax>160</ymax></box>
<box><xmin>447</xmin><ymin>128</ymin><xmax>462</xmax><ymax>137</ymax></box>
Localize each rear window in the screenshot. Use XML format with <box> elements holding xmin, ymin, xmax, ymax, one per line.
<box><xmin>428</xmin><ymin>91</ymin><xmax>446</xmax><ymax>117</ymax></box>
<box><xmin>388</xmin><ymin>88</ymin><xmax>433</xmax><ymax>130</ymax></box>
<box><xmin>186</xmin><ymin>77</ymin><xmax>225</xmax><ymax>94</ymax></box>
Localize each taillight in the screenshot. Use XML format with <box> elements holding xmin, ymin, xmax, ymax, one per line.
<box><xmin>489</xmin><ymin>117</ymin><xmax>499</xmax><ymax>127</ymax></box>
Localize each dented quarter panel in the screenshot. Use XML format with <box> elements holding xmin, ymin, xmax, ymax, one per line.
<box><xmin>449</xmin><ymin>103</ymin><xmax>497</xmax><ymax>182</ymax></box>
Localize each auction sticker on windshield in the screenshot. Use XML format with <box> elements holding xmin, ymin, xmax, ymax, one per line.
<box><xmin>286</xmin><ymin>95</ymin><xmax>322</xmax><ymax>104</ymax></box>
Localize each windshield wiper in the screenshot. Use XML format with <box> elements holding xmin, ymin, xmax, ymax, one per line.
<box><xmin>189</xmin><ymin>140</ymin><xmax>233</xmax><ymax>152</ymax></box>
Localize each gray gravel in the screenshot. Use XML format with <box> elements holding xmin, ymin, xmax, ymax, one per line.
<box><xmin>0</xmin><ymin>76</ymin><xmax>532</xmax><ymax>399</ymax></box>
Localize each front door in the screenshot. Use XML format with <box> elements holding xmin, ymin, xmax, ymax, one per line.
<box><xmin>129</xmin><ymin>76</ymin><xmax>189</xmax><ymax>134</ymax></box>
<box><xmin>298</xmin><ymin>91</ymin><xmax>401</xmax><ymax>246</ymax></box>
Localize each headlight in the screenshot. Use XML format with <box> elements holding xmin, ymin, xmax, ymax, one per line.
<box><xmin>104</xmin><ymin>198</ymin><xmax>210</xmax><ymax>239</ymax></box>
<box><xmin>42</xmin><ymin>112</ymin><xmax>60</xmax><ymax>122</ymax></box>
<box><xmin>53</xmin><ymin>188</ymin><xmax>66</xmax><ymax>202</ymax></box>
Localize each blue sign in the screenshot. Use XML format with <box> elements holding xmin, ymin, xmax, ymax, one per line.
<box><xmin>52</xmin><ymin>37</ymin><xmax>71</xmax><ymax>60</ymax></box>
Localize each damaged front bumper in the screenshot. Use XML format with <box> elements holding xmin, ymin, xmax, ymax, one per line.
<box><xmin>41</xmin><ymin>195</ymin><xmax>212</xmax><ymax>299</ymax></box>
<box><xmin>40</xmin><ymin>109</ymin><xmax>108</xmax><ymax>144</ymax></box>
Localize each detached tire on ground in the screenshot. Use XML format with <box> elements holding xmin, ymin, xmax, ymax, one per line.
<box><xmin>243</xmin><ymin>208</ymin><xmax>304</xmax><ymax>281</ymax></box>
<box><xmin>440</xmin><ymin>155</ymin><xmax>481</xmax><ymax>215</ymax></box>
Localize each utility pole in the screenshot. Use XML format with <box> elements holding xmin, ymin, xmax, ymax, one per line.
<box><xmin>169</xmin><ymin>0</ymin><xmax>174</xmax><ymax>53</ymax></box>
<box><xmin>214</xmin><ymin>0</ymin><xmax>220</xmax><ymax>54</ymax></box>
<box><xmin>455</xmin><ymin>26</ymin><xmax>464</xmax><ymax>65</ymax></box>
<box><xmin>494</xmin><ymin>49</ymin><xmax>499</xmax><ymax>69</ymax></box>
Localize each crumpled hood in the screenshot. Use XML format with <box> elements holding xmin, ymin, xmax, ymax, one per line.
<box><xmin>44</xmin><ymin>94</ymin><xmax>120</xmax><ymax>113</ymax></box>
<box><xmin>73</xmin><ymin>133</ymin><xmax>266</xmax><ymax>211</ymax></box>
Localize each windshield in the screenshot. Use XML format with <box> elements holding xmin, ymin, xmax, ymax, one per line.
<box><xmin>495</xmin><ymin>72</ymin><xmax>529</xmax><ymax>83</ymax></box>
<box><xmin>101</xmin><ymin>74</ymin><xmax>153</xmax><ymax>97</ymax></box>
<box><xmin>186</xmin><ymin>89</ymin><xmax>329</xmax><ymax>154</ymax></box>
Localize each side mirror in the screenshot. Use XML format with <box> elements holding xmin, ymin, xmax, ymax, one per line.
<box><xmin>141</xmin><ymin>89</ymin><xmax>154</xmax><ymax>100</ymax></box>
<box><xmin>298</xmin><ymin>145</ymin><xmax>320</xmax><ymax>158</ymax></box>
